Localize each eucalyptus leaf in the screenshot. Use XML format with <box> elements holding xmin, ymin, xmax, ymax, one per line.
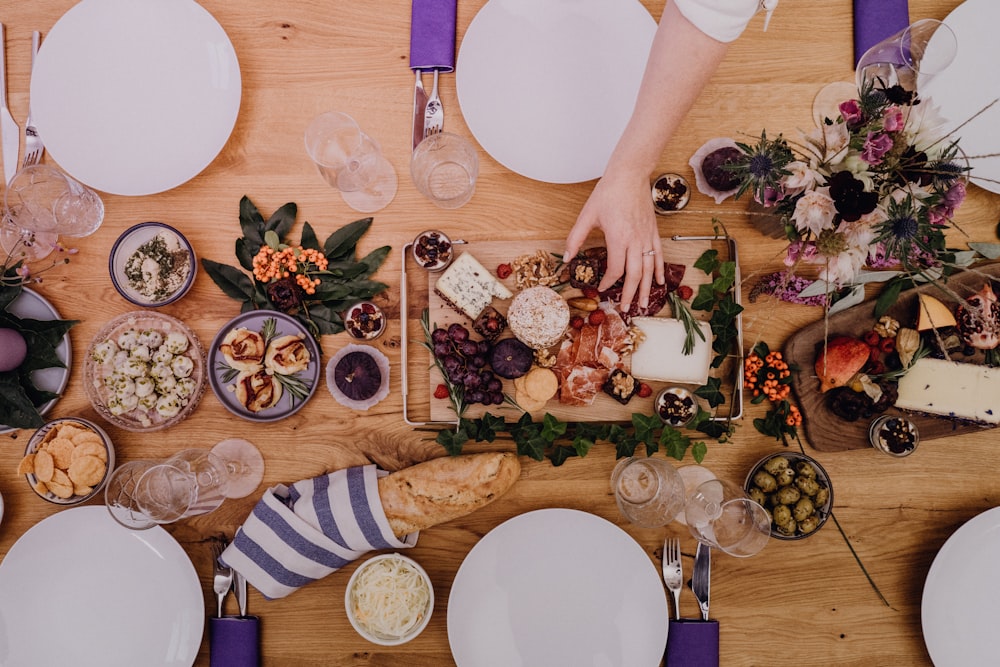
<box><xmin>238</xmin><ymin>196</ymin><xmax>265</xmax><ymax>245</ymax></box>
<box><xmin>950</xmin><ymin>250</ymin><xmax>981</xmax><ymax>266</ymax></box>
<box><xmin>201</xmin><ymin>259</ymin><xmax>255</xmax><ymax>302</ymax></box>
<box><xmin>851</xmin><ymin>270</ymin><xmax>903</xmax><ymax>284</ymax></box>
<box><xmin>324</xmin><ymin>218</ymin><xmax>373</xmax><ymax>261</ymax></box>
<box><xmin>828</xmin><ymin>284</ymin><xmax>866</xmax><ymax>315</ymax></box>
<box><xmin>797</xmin><ymin>279</ymin><xmax>833</xmax><ymax>298</ymax></box>
<box><xmin>968</xmin><ymin>242</ymin><xmax>1000</xmax><ymax>260</ymax></box>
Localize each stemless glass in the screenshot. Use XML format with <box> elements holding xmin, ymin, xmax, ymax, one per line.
<box><xmin>684</xmin><ymin>479</ymin><xmax>770</xmax><ymax>557</ymax></box>
<box><xmin>105</xmin><ymin>449</ymin><xmax>230</xmax><ymax>530</ymax></box>
<box><xmin>410</xmin><ymin>132</ymin><xmax>479</xmax><ymax>209</ymax></box>
<box><xmin>1</xmin><ymin>164</ymin><xmax>105</xmax><ymax>261</ymax></box>
<box><xmin>304</xmin><ymin>111</ymin><xmax>398</xmax><ymax>213</ymax></box>
<box><xmin>855</xmin><ymin>19</ymin><xmax>957</xmax><ymax>93</ymax></box>
<box><xmin>611</xmin><ymin>457</ymin><xmax>686</xmax><ymax>528</ymax></box>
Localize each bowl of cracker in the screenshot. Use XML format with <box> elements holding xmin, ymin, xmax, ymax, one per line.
<box><xmin>18</xmin><ymin>417</ymin><xmax>115</xmax><ymax>505</ymax></box>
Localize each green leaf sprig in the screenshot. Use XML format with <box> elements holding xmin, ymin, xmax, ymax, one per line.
<box><xmin>202</xmin><ymin>196</ymin><xmax>390</xmax><ymax>339</ymax></box>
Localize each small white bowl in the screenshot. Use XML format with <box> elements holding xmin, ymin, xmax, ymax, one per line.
<box><xmin>345</xmin><ymin>553</ymin><xmax>434</xmax><ymax>645</ymax></box>
<box><xmin>110</xmin><ymin>222</ymin><xmax>196</xmax><ymax>307</ymax></box>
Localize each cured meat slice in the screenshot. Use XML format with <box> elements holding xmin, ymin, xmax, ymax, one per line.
<box><xmin>560</xmin><ymin>366</ymin><xmax>610</xmax><ymax>406</ymax></box>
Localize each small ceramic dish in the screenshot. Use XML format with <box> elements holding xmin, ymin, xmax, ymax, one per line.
<box><xmin>344</xmin><ymin>301</ymin><xmax>387</xmax><ymax>340</ymax></box>
<box><xmin>745</xmin><ymin>451</ymin><xmax>833</xmax><ymax>541</ymax></box>
<box><xmin>21</xmin><ymin>417</ymin><xmax>115</xmax><ymax>505</ymax></box>
<box><xmin>109</xmin><ymin>222</ymin><xmax>196</xmax><ymax>307</ymax></box>
<box><xmin>654</xmin><ymin>386</ymin><xmax>698</xmax><ymax>427</ymax></box>
<box><xmin>411</xmin><ymin>230</ymin><xmax>454</xmax><ymax>271</ymax></box>
<box><xmin>345</xmin><ymin>553</ymin><xmax>434</xmax><ymax>646</ymax></box>
<box><xmin>651</xmin><ymin>173</ymin><xmax>690</xmax><ymax>213</ymax></box>
<box><xmin>868</xmin><ymin>415</ymin><xmax>920</xmax><ymax>457</ymax></box>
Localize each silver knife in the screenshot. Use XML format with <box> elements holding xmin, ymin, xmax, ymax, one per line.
<box><xmin>690</xmin><ymin>542</ymin><xmax>711</xmax><ymax>621</ymax></box>
<box><xmin>233</xmin><ymin>569</ymin><xmax>248</xmax><ymax>617</ymax></box>
<box><xmin>412</xmin><ymin>69</ymin><xmax>427</xmax><ymax>150</ymax></box>
<box><xmin>0</xmin><ymin>23</ymin><xmax>22</xmax><ymax>185</ymax></box>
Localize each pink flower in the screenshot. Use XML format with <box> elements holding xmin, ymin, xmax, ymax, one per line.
<box><xmin>791</xmin><ymin>187</ymin><xmax>837</xmax><ymax>236</ymax></box>
<box><xmin>839</xmin><ymin>99</ymin><xmax>864</xmax><ymax>128</ymax></box>
<box><xmin>757</xmin><ymin>185</ymin><xmax>784</xmax><ymax>206</ymax></box>
<box><xmin>882</xmin><ymin>106</ymin><xmax>905</xmax><ymax>132</ymax></box>
<box><xmin>861</xmin><ymin>132</ymin><xmax>894</xmax><ymax>165</ymax></box>
<box><xmin>16</xmin><ymin>265</ymin><xmax>30</xmax><ymax>278</ymax></box>
<box><xmin>943</xmin><ymin>180</ymin><xmax>967</xmax><ymax>210</ymax></box>
<box><xmin>784</xmin><ymin>240</ymin><xmax>817</xmax><ymax>266</ymax></box>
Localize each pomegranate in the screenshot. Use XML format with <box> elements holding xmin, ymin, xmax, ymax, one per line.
<box><xmin>956</xmin><ymin>284</ymin><xmax>1000</xmax><ymax>350</ymax></box>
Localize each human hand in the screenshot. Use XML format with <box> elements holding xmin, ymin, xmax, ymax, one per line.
<box><xmin>564</xmin><ymin>172</ymin><xmax>664</xmax><ymax>311</ymax></box>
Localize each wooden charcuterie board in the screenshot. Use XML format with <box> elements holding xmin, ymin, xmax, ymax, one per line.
<box><xmin>418</xmin><ymin>238</ymin><xmax>741</xmax><ymax>424</ymax></box>
<box><xmin>784</xmin><ymin>262</ymin><xmax>1000</xmax><ymax>452</ymax></box>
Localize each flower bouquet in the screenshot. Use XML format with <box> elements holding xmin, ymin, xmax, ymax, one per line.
<box><xmin>717</xmin><ymin>81</ymin><xmax>971</xmax><ymax>312</ymax></box>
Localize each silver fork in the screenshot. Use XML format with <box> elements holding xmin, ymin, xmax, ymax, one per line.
<box><xmin>22</xmin><ymin>31</ymin><xmax>42</xmax><ymax>169</ymax></box>
<box><xmin>423</xmin><ymin>69</ymin><xmax>443</xmax><ymax>137</ymax></box>
<box><xmin>662</xmin><ymin>536</ymin><xmax>682</xmax><ymax>620</ymax></box>
<box><xmin>212</xmin><ymin>537</ymin><xmax>234</xmax><ymax>618</ymax></box>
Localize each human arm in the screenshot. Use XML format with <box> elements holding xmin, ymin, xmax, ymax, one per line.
<box><xmin>563</xmin><ymin>0</ymin><xmax>751</xmax><ymax>310</ymax></box>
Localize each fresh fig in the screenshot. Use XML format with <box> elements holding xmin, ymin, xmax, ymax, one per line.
<box><xmin>956</xmin><ymin>284</ymin><xmax>1000</xmax><ymax>350</ymax></box>
<box><xmin>814</xmin><ymin>335</ymin><xmax>870</xmax><ymax>393</ymax></box>
<box><xmin>333</xmin><ymin>350</ymin><xmax>383</xmax><ymax>401</ymax></box>
<box><xmin>489</xmin><ymin>338</ymin><xmax>533</xmax><ymax>379</ymax></box>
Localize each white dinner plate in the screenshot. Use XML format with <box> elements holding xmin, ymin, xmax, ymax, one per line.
<box><xmin>31</xmin><ymin>0</ymin><xmax>242</xmax><ymax>196</ymax></box>
<box><xmin>456</xmin><ymin>0</ymin><xmax>656</xmax><ymax>184</ymax></box>
<box><xmin>922</xmin><ymin>506</ymin><xmax>1000</xmax><ymax>665</ymax></box>
<box><xmin>0</xmin><ymin>506</ymin><xmax>204</xmax><ymax>666</ymax></box>
<box><xmin>0</xmin><ymin>287</ymin><xmax>72</xmax><ymax>434</ymax></box>
<box><xmin>448</xmin><ymin>508</ymin><xmax>669</xmax><ymax>666</ymax></box>
<box><xmin>920</xmin><ymin>0</ymin><xmax>1000</xmax><ymax>194</ymax></box>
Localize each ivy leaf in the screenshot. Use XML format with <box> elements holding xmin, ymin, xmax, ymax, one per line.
<box><xmin>201</xmin><ymin>259</ymin><xmax>255</xmax><ymax>303</ymax></box>
<box><xmin>436</xmin><ymin>427</ymin><xmax>469</xmax><ymax>456</ymax></box>
<box><xmin>690</xmin><ymin>283</ymin><xmax>717</xmax><ymax>311</ymax></box>
<box><xmin>300</xmin><ymin>222</ymin><xmax>321</xmax><ymax>252</ymax></box>
<box><xmin>517</xmin><ymin>434</ymin><xmax>548</xmax><ymax>461</ymax></box>
<box><xmin>541</xmin><ymin>413</ymin><xmax>568</xmax><ymax>441</ymax></box>
<box><xmin>661</xmin><ymin>427</ymin><xmax>692</xmax><ymax>460</ymax></box>
<box><xmin>572</xmin><ymin>434</ymin><xmax>595</xmax><ymax>458</ymax></box>
<box><xmin>697</xmin><ymin>419</ymin><xmax>730</xmax><ymax>440</ymax></box>
<box><xmin>695</xmin><ymin>377</ymin><xmax>726</xmax><ymax>408</ymax></box>
<box><xmin>238</xmin><ymin>196</ymin><xmax>265</xmax><ymax>245</ymax></box>
<box><xmin>632</xmin><ymin>413</ymin><xmax>660</xmax><ymax>453</ymax></box>
<box><xmin>324</xmin><ymin>218</ymin><xmax>373</xmax><ymax>261</ymax></box>
<box><xmin>548</xmin><ymin>446</ymin><xmax>578</xmax><ymax>467</ymax></box>
<box><xmin>265</xmin><ymin>202</ymin><xmax>297</xmax><ymax>240</ymax></box>
<box><xmin>473</xmin><ymin>412</ymin><xmax>506</xmax><ymax>442</ymax></box>
<box><xmin>614</xmin><ymin>435</ymin><xmax>639</xmax><ymax>459</ymax></box>
<box><xmin>690</xmin><ymin>441</ymin><xmax>708</xmax><ymax>463</ymax></box>
<box><xmin>693</xmin><ymin>249</ymin><xmax>719</xmax><ymax>274</ymax></box>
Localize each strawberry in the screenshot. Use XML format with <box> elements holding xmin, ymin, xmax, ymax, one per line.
<box><xmin>637</xmin><ymin>383</ymin><xmax>653</xmax><ymax>398</ymax></box>
<box><xmin>676</xmin><ymin>285</ymin><xmax>694</xmax><ymax>301</ymax></box>
<box><xmin>570</xmin><ymin>315</ymin><xmax>586</xmax><ymax>330</ymax></box>
<box><xmin>433</xmin><ymin>384</ymin><xmax>449</xmax><ymax>399</ymax></box>
<box><xmin>496</xmin><ymin>263</ymin><xmax>513</xmax><ymax>279</ymax></box>
<box><xmin>582</xmin><ymin>286</ymin><xmax>600</xmax><ymax>300</ymax></box>
<box><xmin>588</xmin><ymin>310</ymin><xmax>606</xmax><ymax>326</ymax></box>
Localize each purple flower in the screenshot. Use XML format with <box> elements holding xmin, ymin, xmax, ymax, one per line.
<box><xmin>882</xmin><ymin>106</ymin><xmax>904</xmax><ymax>132</ymax></box>
<box><xmin>784</xmin><ymin>240</ymin><xmax>817</xmax><ymax>266</ymax></box>
<box><xmin>828</xmin><ymin>171</ymin><xmax>878</xmax><ymax>222</ymax></box>
<box><xmin>758</xmin><ymin>185</ymin><xmax>784</xmax><ymax>206</ymax></box>
<box><xmin>943</xmin><ymin>180</ymin><xmax>967</xmax><ymax>211</ymax></box>
<box><xmin>862</xmin><ymin>132</ymin><xmax>894</xmax><ymax>165</ymax></box>
<box><xmin>748</xmin><ymin>271</ymin><xmax>828</xmax><ymax>306</ymax></box>
<box><xmin>839</xmin><ymin>99</ymin><xmax>864</xmax><ymax>128</ymax></box>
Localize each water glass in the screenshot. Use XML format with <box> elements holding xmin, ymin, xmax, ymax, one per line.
<box><xmin>410</xmin><ymin>132</ymin><xmax>478</xmax><ymax>209</ymax></box>
<box><xmin>611</xmin><ymin>457</ymin><xmax>686</xmax><ymax>528</ymax></box>
<box><xmin>1</xmin><ymin>164</ymin><xmax>105</xmax><ymax>261</ymax></box>
<box><xmin>856</xmin><ymin>18</ymin><xmax>957</xmax><ymax>93</ymax></box>
<box><xmin>684</xmin><ymin>479</ymin><xmax>770</xmax><ymax>558</ymax></box>
<box><xmin>304</xmin><ymin>111</ymin><xmax>397</xmax><ymax>213</ymax></box>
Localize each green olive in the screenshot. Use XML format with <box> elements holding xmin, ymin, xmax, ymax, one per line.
<box><xmin>799</xmin><ymin>515</ymin><xmax>820</xmax><ymax>534</ymax></box>
<box><xmin>795</xmin><ymin>461</ymin><xmax>818</xmax><ymax>479</ymax></box>
<box><xmin>793</xmin><ymin>497</ymin><xmax>816</xmax><ymax>522</ymax></box>
<box><xmin>752</xmin><ymin>470</ymin><xmax>778</xmax><ymax>493</ymax></box>
<box><xmin>795</xmin><ymin>476</ymin><xmax>821</xmax><ymax>497</ymax></box>
<box><xmin>748</xmin><ymin>487</ymin><xmax>767</xmax><ymax>507</ymax></box>
<box><xmin>814</xmin><ymin>486</ymin><xmax>830</xmax><ymax>507</ymax></box>
<box><xmin>763</xmin><ymin>456</ymin><xmax>789</xmax><ymax>476</ymax></box>
<box><xmin>772</xmin><ymin>504</ymin><xmax>792</xmax><ymax>526</ymax></box>
<box><xmin>775</xmin><ymin>485</ymin><xmax>801</xmax><ymax>505</ymax></box>
<box><xmin>776</xmin><ymin>517</ymin><xmax>798</xmax><ymax>536</ymax></box>
<box><xmin>775</xmin><ymin>468</ymin><xmax>796</xmax><ymax>486</ymax></box>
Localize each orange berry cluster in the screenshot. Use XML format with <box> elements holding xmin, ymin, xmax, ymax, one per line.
<box><xmin>252</xmin><ymin>246</ymin><xmax>328</xmax><ymax>295</ymax></box>
<box><xmin>744</xmin><ymin>350</ymin><xmax>793</xmax><ymax>402</ymax></box>
<box><xmin>783</xmin><ymin>404</ymin><xmax>803</xmax><ymax>427</ymax></box>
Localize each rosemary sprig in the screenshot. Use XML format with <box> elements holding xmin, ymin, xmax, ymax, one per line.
<box><xmin>217</xmin><ymin>363</ymin><xmax>240</xmax><ymax>384</ymax></box>
<box><xmin>273</xmin><ymin>371</ymin><xmax>311</xmax><ymax>404</ymax></box>
<box><xmin>669</xmin><ymin>290</ymin><xmax>707</xmax><ymax>355</ymax></box>
<box><xmin>260</xmin><ymin>317</ymin><xmax>278</xmax><ymax>347</ymax></box>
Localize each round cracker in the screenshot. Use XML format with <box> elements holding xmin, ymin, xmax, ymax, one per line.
<box><xmin>45</xmin><ymin>437</ymin><xmax>77</xmax><ymax>469</ymax></box>
<box><xmin>72</xmin><ymin>440</ymin><xmax>108</xmax><ymax>464</ymax></box>
<box><xmin>68</xmin><ymin>455</ymin><xmax>107</xmax><ymax>487</ymax></box>
<box><xmin>523</xmin><ymin>367</ymin><xmax>558</xmax><ymax>402</ymax></box>
<box><xmin>516</xmin><ymin>389</ymin><xmax>548</xmax><ymax>413</ymax></box>
<box><xmin>33</xmin><ymin>449</ymin><xmax>55</xmax><ymax>483</ymax></box>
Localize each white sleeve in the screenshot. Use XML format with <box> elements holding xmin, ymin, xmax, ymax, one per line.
<box><xmin>672</xmin><ymin>0</ymin><xmax>765</xmax><ymax>43</ymax></box>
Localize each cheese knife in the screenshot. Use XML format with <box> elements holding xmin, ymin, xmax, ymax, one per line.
<box><xmin>690</xmin><ymin>542</ymin><xmax>711</xmax><ymax>621</ymax></box>
<box><xmin>0</xmin><ymin>23</ymin><xmax>21</xmax><ymax>185</ymax></box>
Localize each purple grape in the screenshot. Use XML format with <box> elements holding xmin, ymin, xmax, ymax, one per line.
<box><xmin>448</xmin><ymin>323</ymin><xmax>469</xmax><ymax>343</ymax></box>
<box><xmin>487</xmin><ymin>378</ymin><xmax>502</xmax><ymax>393</ymax></box>
<box><xmin>463</xmin><ymin>372</ymin><xmax>482</xmax><ymax>389</ymax></box>
<box><xmin>433</xmin><ymin>342</ymin><xmax>452</xmax><ymax>358</ymax></box>
<box><xmin>477</xmin><ymin>340</ymin><xmax>490</xmax><ymax>356</ymax></box>
<box><xmin>466</xmin><ymin>390</ymin><xmax>485</xmax><ymax>404</ymax></box>
<box><xmin>442</xmin><ymin>355</ymin><xmax>462</xmax><ymax>373</ymax></box>
<box><xmin>459</xmin><ymin>340</ymin><xmax>479</xmax><ymax>357</ymax></box>
<box><xmin>479</xmin><ymin>369</ymin><xmax>493</xmax><ymax>384</ymax></box>
<box><xmin>432</xmin><ymin>328</ymin><xmax>449</xmax><ymax>345</ymax></box>
<box><xmin>490</xmin><ymin>392</ymin><xmax>505</xmax><ymax>405</ymax></box>
<box><xmin>448</xmin><ymin>368</ymin><xmax>466</xmax><ymax>384</ymax></box>
<box><xmin>471</xmin><ymin>355</ymin><xmax>487</xmax><ymax>369</ymax></box>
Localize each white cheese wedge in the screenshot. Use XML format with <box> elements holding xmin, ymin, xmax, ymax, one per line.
<box><xmin>629</xmin><ymin>317</ymin><xmax>712</xmax><ymax>385</ymax></box>
<box><xmin>895</xmin><ymin>357</ymin><xmax>1000</xmax><ymax>424</ymax></box>
<box><xmin>434</xmin><ymin>252</ymin><xmax>513</xmax><ymax>320</ymax></box>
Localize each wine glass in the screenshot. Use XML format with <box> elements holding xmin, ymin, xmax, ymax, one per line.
<box><xmin>210</xmin><ymin>437</ymin><xmax>265</xmax><ymax>499</ymax></box>
<box><xmin>684</xmin><ymin>479</ymin><xmax>770</xmax><ymax>558</ymax></box>
<box><xmin>105</xmin><ymin>449</ymin><xmax>230</xmax><ymax>530</ymax></box>
<box><xmin>610</xmin><ymin>457</ymin><xmax>686</xmax><ymax>528</ymax></box>
<box><xmin>1</xmin><ymin>164</ymin><xmax>105</xmax><ymax>262</ymax></box>
<box><xmin>855</xmin><ymin>19</ymin><xmax>957</xmax><ymax>94</ymax></box>
<box><xmin>304</xmin><ymin>111</ymin><xmax>398</xmax><ymax>213</ymax></box>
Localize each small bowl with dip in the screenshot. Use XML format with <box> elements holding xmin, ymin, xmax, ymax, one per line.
<box><xmin>110</xmin><ymin>222</ymin><xmax>196</xmax><ymax>307</ymax></box>
<box><xmin>345</xmin><ymin>553</ymin><xmax>434</xmax><ymax>645</ymax></box>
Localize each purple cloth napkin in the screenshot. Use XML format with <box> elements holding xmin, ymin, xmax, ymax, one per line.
<box><xmin>665</xmin><ymin>619</ymin><xmax>719</xmax><ymax>667</ymax></box>
<box><xmin>410</xmin><ymin>0</ymin><xmax>457</xmax><ymax>72</ymax></box>
<box><xmin>210</xmin><ymin>616</ymin><xmax>261</xmax><ymax>667</ymax></box>
<box><xmin>853</xmin><ymin>0</ymin><xmax>909</xmax><ymax>65</ymax></box>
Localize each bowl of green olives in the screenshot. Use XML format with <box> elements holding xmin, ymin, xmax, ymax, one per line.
<box><xmin>744</xmin><ymin>452</ymin><xmax>832</xmax><ymax>540</ymax></box>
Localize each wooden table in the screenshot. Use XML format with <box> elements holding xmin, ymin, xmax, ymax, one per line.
<box><xmin>2</xmin><ymin>1</ymin><xmax>998</xmax><ymax>665</ymax></box>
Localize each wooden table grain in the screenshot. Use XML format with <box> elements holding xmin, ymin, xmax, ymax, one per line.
<box><xmin>2</xmin><ymin>1</ymin><xmax>998</xmax><ymax>665</ymax></box>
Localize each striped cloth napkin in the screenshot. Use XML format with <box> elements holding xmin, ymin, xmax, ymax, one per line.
<box><xmin>219</xmin><ymin>465</ymin><xmax>417</xmax><ymax>600</ymax></box>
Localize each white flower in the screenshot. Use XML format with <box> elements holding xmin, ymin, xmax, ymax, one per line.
<box><xmin>782</xmin><ymin>161</ymin><xmax>821</xmax><ymax>195</ymax></box>
<box><xmin>903</xmin><ymin>99</ymin><xmax>949</xmax><ymax>150</ymax></box>
<box><xmin>804</xmin><ymin>121</ymin><xmax>849</xmax><ymax>167</ymax></box>
<box><xmin>791</xmin><ymin>187</ymin><xmax>837</xmax><ymax>236</ymax></box>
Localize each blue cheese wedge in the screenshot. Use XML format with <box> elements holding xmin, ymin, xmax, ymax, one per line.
<box><xmin>434</xmin><ymin>252</ymin><xmax>513</xmax><ymax>320</ymax></box>
<box><xmin>629</xmin><ymin>316</ymin><xmax>712</xmax><ymax>384</ymax></box>
<box><xmin>895</xmin><ymin>357</ymin><xmax>1000</xmax><ymax>424</ymax></box>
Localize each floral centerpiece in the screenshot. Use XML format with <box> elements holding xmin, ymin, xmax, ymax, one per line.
<box><xmin>202</xmin><ymin>196</ymin><xmax>391</xmax><ymax>339</ymax></box>
<box><xmin>721</xmin><ymin>80</ymin><xmax>970</xmax><ymax>311</ymax></box>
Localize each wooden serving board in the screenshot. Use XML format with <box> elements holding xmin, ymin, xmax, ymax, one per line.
<box><xmin>423</xmin><ymin>238</ymin><xmax>739</xmax><ymax>424</ymax></box>
<box><xmin>784</xmin><ymin>262</ymin><xmax>1000</xmax><ymax>452</ymax></box>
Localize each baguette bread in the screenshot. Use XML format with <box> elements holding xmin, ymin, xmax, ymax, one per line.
<box><xmin>378</xmin><ymin>452</ymin><xmax>520</xmax><ymax>538</ymax></box>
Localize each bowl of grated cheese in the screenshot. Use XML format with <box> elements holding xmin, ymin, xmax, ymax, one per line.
<box><xmin>110</xmin><ymin>222</ymin><xmax>196</xmax><ymax>307</ymax></box>
<box><xmin>345</xmin><ymin>553</ymin><xmax>434</xmax><ymax>645</ymax></box>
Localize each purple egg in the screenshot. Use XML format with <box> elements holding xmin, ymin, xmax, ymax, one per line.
<box><xmin>0</xmin><ymin>328</ymin><xmax>28</xmax><ymax>372</ymax></box>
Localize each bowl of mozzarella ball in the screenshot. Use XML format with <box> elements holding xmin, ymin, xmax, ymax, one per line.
<box><xmin>345</xmin><ymin>553</ymin><xmax>434</xmax><ymax>645</ymax></box>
